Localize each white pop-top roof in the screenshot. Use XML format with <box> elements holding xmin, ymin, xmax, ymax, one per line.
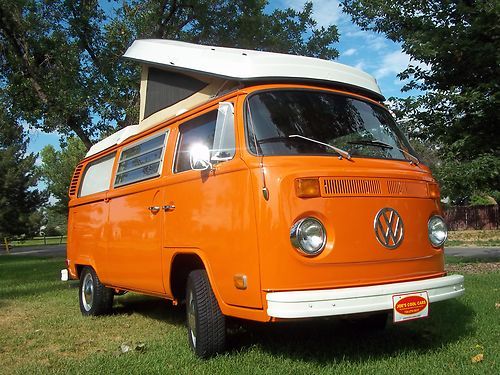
<box><xmin>86</xmin><ymin>40</ymin><xmax>383</xmax><ymax>158</ymax></box>
<box><xmin>124</xmin><ymin>39</ymin><xmax>382</xmax><ymax>98</ymax></box>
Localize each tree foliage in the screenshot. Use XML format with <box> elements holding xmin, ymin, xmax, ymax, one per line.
<box><xmin>342</xmin><ymin>0</ymin><xmax>500</xmax><ymax>202</ymax></box>
<box><xmin>0</xmin><ymin>0</ymin><xmax>339</xmax><ymax>150</ymax></box>
<box><xmin>0</xmin><ymin>106</ymin><xmax>45</xmax><ymax>238</ymax></box>
<box><xmin>39</xmin><ymin>137</ymin><xmax>87</xmax><ymax>215</ymax></box>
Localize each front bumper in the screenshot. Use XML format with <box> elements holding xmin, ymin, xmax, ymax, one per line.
<box><xmin>266</xmin><ymin>274</ymin><xmax>464</xmax><ymax>319</ymax></box>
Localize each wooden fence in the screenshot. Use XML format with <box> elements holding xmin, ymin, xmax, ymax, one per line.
<box><xmin>444</xmin><ymin>205</ymin><xmax>499</xmax><ymax>231</ymax></box>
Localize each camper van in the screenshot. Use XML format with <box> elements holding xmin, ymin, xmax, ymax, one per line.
<box><xmin>62</xmin><ymin>40</ymin><xmax>464</xmax><ymax>358</ymax></box>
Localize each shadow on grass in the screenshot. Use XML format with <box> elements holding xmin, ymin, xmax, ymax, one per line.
<box><xmin>112</xmin><ymin>293</ymin><xmax>474</xmax><ymax>362</ymax></box>
<box><xmin>228</xmin><ymin>300</ymin><xmax>475</xmax><ymax>362</ymax></box>
<box><xmin>113</xmin><ymin>293</ymin><xmax>186</xmax><ymax>325</ymax></box>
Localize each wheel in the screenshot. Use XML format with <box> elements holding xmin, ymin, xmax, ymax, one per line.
<box><xmin>79</xmin><ymin>266</ymin><xmax>114</xmax><ymax>316</ymax></box>
<box><xmin>186</xmin><ymin>270</ymin><xmax>226</xmax><ymax>358</ymax></box>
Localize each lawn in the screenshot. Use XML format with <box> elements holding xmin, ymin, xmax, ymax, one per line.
<box><xmin>0</xmin><ymin>256</ymin><xmax>498</xmax><ymax>374</ymax></box>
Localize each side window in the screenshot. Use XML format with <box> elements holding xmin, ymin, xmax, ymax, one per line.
<box><xmin>174</xmin><ymin>111</ymin><xmax>217</xmax><ymax>173</ymax></box>
<box><xmin>114</xmin><ymin>131</ymin><xmax>168</xmax><ymax>187</ymax></box>
<box><xmin>79</xmin><ymin>153</ymin><xmax>116</xmax><ymax>197</ymax></box>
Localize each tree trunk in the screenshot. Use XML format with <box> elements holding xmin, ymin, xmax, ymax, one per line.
<box><xmin>67</xmin><ymin>116</ymin><xmax>93</xmax><ymax>150</ymax></box>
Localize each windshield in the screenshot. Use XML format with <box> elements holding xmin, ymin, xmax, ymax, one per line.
<box><xmin>246</xmin><ymin>90</ymin><xmax>418</xmax><ymax>162</ymax></box>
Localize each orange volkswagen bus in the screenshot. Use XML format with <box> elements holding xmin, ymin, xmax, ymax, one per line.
<box><xmin>63</xmin><ymin>40</ymin><xmax>464</xmax><ymax>357</ymax></box>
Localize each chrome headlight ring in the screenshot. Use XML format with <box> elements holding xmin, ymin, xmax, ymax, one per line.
<box><xmin>290</xmin><ymin>217</ymin><xmax>327</xmax><ymax>256</ymax></box>
<box><xmin>428</xmin><ymin>215</ymin><xmax>448</xmax><ymax>247</ymax></box>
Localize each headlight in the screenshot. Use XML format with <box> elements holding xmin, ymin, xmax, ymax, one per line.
<box><xmin>290</xmin><ymin>217</ymin><xmax>326</xmax><ymax>256</ymax></box>
<box><xmin>428</xmin><ymin>215</ymin><xmax>448</xmax><ymax>247</ymax></box>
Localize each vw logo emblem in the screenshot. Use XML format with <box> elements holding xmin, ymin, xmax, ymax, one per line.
<box><xmin>374</xmin><ymin>207</ymin><xmax>404</xmax><ymax>249</ymax></box>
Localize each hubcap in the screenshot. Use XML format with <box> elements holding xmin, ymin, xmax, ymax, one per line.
<box><xmin>187</xmin><ymin>290</ymin><xmax>197</xmax><ymax>346</ymax></box>
<box><xmin>82</xmin><ymin>273</ymin><xmax>94</xmax><ymax>311</ymax></box>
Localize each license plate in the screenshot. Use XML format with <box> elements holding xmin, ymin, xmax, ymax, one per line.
<box><xmin>392</xmin><ymin>291</ymin><xmax>429</xmax><ymax>323</ymax></box>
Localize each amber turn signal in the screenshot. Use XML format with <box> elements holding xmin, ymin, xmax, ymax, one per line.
<box><xmin>233</xmin><ymin>274</ymin><xmax>247</xmax><ymax>290</ymax></box>
<box><xmin>427</xmin><ymin>182</ymin><xmax>440</xmax><ymax>199</ymax></box>
<box><xmin>295</xmin><ymin>178</ymin><xmax>321</xmax><ymax>198</ymax></box>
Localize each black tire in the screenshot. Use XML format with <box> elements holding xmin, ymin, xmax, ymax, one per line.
<box><xmin>79</xmin><ymin>266</ymin><xmax>114</xmax><ymax>316</ymax></box>
<box><xmin>186</xmin><ymin>270</ymin><xmax>226</xmax><ymax>358</ymax></box>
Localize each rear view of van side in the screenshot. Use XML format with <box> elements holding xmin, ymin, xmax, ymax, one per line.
<box><xmin>63</xmin><ymin>40</ymin><xmax>464</xmax><ymax>358</ymax></box>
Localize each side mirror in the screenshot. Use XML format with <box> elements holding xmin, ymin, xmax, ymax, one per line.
<box><xmin>189</xmin><ymin>144</ymin><xmax>212</xmax><ymax>171</ymax></box>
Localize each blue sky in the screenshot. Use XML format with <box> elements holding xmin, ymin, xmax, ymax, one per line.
<box><xmin>27</xmin><ymin>0</ymin><xmax>420</xmax><ymax>157</ymax></box>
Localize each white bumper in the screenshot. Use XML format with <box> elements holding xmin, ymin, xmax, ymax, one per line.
<box><xmin>266</xmin><ymin>275</ymin><xmax>464</xmax><ymax>319</ymax></box>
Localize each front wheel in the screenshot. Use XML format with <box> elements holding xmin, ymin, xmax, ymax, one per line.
<box><xmin>79</xmin><ymin>266</ymin><xmax>114</xmax><ymax>316</ymax></box>
<box><xmin>186</xmin><ymin>270</ymin><xmax>226</xmax><ymax>358</ymax></box>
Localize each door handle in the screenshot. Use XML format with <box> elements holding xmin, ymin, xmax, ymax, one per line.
<box><xmin>162</xmin><ymin>205</ymin><xmax>176</xmax><ymax>212</ymax></box>
<box><xmin>148</xmin><ymin>206</ymin><xmax>161</xmax><ymax>214</ymax></box>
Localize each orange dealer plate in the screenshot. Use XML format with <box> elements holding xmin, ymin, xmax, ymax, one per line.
<box><xmin>392</xmin><ymin>291</ymin><xmax>429</xmax><ymax>323</ymax></box>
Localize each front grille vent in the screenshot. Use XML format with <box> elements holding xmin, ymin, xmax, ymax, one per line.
<box><xmin>321</xmin><ymin>178</ymin><xmax>382</xmax><ymax>196</ymax></box>
<box><xmin>319</xmin><ymin>177</ymin><xmax>428</xmax><ymax>198</ymax></box>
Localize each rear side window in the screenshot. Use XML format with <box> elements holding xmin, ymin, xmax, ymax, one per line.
<box><xmin>114</xmin><ymin>131</ymin><xmax>168</xmax><ymax>187</ymax></box>
<box><xmin>174</xmin><ymin>111</ymin><xmax>217</xmax><ymax>173</ymax></box>
<box><xmin>79</xmin><ymin>153</ymin><xmax>116</xmax><ymax>197</ymax></box>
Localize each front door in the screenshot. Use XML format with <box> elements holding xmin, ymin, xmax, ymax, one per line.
<box><xmin>163</xmin><ymin>105</ymin><xmax>262</xmax><ymax>309</ymax></box>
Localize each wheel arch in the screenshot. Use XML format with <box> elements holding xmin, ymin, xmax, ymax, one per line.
<box><xmin>170</xmin><ymin>251</ymin><xmax>215</xmax><ymax>304</ymax></box>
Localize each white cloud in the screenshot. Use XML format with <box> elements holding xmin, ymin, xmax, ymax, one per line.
<box><xmin>342</xmin><ymin>48</ymin><xmax>357</xmax><ymax>56</ymax></box>
<box><xmin>354</xmin><ymin>61</ymin><xmax>365</xmax><ymax>70</ymax></box>
<box><xmin>374</xmin><ymin>50</ymin><xmax>411</xmax><ymax>79</ymax></box>
<box><xmin>283</xmin><ymin>0</ymin><xmax>345</xmax><ymax>27</ymax></box>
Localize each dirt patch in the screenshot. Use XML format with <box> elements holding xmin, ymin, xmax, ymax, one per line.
<box><xmin>447</xmin><ymin>230</ymin><xmax>500</xmax><ymax>246</ymax></box>
<box><xmin>446</xmin><ymin>262</ymin><xmax>500</xmax><ymax>274</ymax></box>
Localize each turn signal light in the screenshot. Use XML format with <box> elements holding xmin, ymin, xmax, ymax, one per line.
<box><xmin>428</xmin><ymin>182</ymin><xmax>440</xmax><ymax>199</ymax></box>
<box><xmin>295</xmin><ymin>178</ymin><xmax>321</xmax><ymax>198</ymax></box>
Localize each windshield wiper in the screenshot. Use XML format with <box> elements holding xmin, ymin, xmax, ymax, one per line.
<box><xmin>289</xmin><ymin>134</ymin><xmax>351</xmax><ymax>160</ymax></box>
<box><xmin>348</xmin><ymin>139</ymin><xmax>420</xmax><ymax>165</ymax></box>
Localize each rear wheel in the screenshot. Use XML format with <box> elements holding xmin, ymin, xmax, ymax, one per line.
<box><xmin>79</xmin><ymin>266</ymin><xmax>114</xmax><ymax>316</ymax></box>
<box><xmin>186</xmin><ymin>270</ymin><xmax>226</xmax><ymax>358</ymax></box>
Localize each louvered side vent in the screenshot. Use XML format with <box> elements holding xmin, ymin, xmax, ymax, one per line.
<box><xmin>321</xmin><ymin>178</ymin><xmax>382</xmax><ymax>197</ymax></box>
<box><xmin>68</xmin><ymin>164</ymin><xmax>84</xmax><ymax>198</ymax></box>
<box><xmin>387</xmin><ymin>180</ymin><xmax>428</xmax><ymax>198</ymax></box>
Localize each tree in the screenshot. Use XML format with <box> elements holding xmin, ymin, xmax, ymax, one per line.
<box><xmin>0</xmin><ymin>105</ymin><xmax>45</xmax><ymax>238</ymax></box>
<box><xmin>342</xmin><ymin>0</ymin><xmax>500</xmax><ymax>202</ymax></box>
<box><xmin>39</xmin><ymin>137</ymin><xmax>87</xmax><ymax>215</ymax></box>
<box><xmin>0</xmin><ymin>0</ymin><xmax>339</xmax><ymax>150</ymax></box>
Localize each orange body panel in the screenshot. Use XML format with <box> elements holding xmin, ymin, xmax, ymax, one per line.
<box><xmin>67</xmin><ymin>83</ymin><xmax>446</xmax><ymax>323</ymax></box>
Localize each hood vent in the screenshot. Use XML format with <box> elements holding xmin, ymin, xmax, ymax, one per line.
<box><xmin>320</xmin><ymin>177</ymin><xmax>427</xmax><ymax>198</ymax></box>
<box><xmin>321</xmin><ymin>177</ymin><xmax>382</xmax><ymax>196</ymax></box>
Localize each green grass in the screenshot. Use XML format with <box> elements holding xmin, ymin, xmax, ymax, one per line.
<box><xmin>8</xmin><ymin>236</ymin><xmax>67</xmax><ymax>247</ymax></box>
<box><xmin>0</xmin><ymin>256</ymin><xmax>498</xmax><ymax>374</ymax></box>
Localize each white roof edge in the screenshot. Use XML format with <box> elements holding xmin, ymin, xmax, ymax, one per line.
<box><xmin>123</xmin><ymin>39</ymin><xmax>383</xmax><ymax>99</ymax></box>
<box><xmin>86</xmin><ymin>125</ymin><xmax>140</xmax><ymax>158</ymax></box>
